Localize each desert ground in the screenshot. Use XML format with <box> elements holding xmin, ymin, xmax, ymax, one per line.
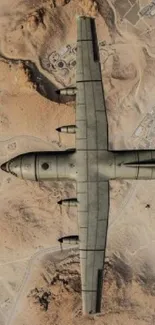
<box><xmin>0</xmin><ymin>0</ymin><xmax>155</xmax><ymax>324</ymax></box>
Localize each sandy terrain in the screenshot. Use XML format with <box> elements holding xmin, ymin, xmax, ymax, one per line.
<box><xmin>0</xmin><ymin>0</ymin><xmax>155</xmax><ymax>324</ymax></box>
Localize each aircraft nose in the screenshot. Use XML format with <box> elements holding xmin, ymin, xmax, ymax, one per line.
<box><xmin>1</xmin><ymin>162</ymin><xmax>8</xmax><ymax>172</ymax></box>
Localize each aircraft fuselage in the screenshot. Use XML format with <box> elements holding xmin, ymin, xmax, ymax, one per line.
<box><xmin>2</xmin><ymin>149</ymin><xmax>155</xmax><ymax>181</ymax></box>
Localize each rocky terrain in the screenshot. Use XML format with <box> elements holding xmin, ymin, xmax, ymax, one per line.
<box><xmin>0</xmin><ymin>0</ymin><xmax>155</xmax><ymax>324</ymax></box>
<box><xmin>10</xmin><ymin>250</ymin><xmax>155</xmax><ymax>325</ymax></box>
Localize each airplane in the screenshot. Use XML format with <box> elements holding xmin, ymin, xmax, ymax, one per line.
<box><xmin>2</xmin><ymin>16</ymin><xmax>155</xmax><ymax>314</ymax></box>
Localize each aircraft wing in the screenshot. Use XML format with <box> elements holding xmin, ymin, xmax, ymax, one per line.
<box><xmin>76</xmin><ymin>16</ymin><xmax>109</xmax><ymax>314</ymax></box>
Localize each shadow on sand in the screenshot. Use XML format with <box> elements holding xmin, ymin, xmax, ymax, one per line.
<box><xmin>0</xmin><ymin>54</ymin><xmax>75</xmax><ymax>104</ymax></box>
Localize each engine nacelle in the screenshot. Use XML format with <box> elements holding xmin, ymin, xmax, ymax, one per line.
<box><xmin>56</xmin><ymin>87</ymin><xmax>77</xmax><ymax>96</ymax></box>
<box><xmin>56</xmin><ymin>125</ymin><xmax>76</xmax><ymax>133</ymax></box>
<box><xmin>58</xmin><ymin>235</ymin><xmax>79</xmax><ymax>245</ymax></box>
<box><xmin>58</xmin><ymin>198</ymin><xmax>78</xmax><ymax>206</ymax></box>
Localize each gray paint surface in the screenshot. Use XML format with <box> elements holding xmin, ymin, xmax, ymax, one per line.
<box><xmin>76</xmin><ymin>16</ymin><xmax>109</xmax><ymax>314</ymax></box>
